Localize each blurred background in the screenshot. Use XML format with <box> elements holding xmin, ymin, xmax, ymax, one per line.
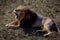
<box><xmin>0</xmin><ymin>0</ymin><xmax>60</xmax><ymax>40</ymax></box>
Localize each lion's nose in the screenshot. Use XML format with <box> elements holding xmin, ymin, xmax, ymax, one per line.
<box><xmin>8</xmin><ymin>10</ymin><xmax>13</xmax><ymax>13</ymax></box>
<box><xmin>8</xmin><ymin>11</ymin><xmax>12</xmax><ymax>13</ymax></box>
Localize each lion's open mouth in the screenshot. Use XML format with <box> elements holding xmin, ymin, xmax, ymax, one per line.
<box><xmin>15</xmin><ymin>13</ymin><xmax>18</xmax><ymax>18</ymax></box>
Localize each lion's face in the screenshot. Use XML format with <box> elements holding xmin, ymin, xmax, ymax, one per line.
<box><xmin>13</xmin><ymin>9</ymin><xmax>25</xmax><ymax>19</ymax></box>
<box><xmin>12</xmin><ymin>5</ymin><xmax>30</xmax><ymax>21</ymax></box>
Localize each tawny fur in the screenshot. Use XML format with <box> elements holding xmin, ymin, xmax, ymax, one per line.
<box><xmin>5</xmin><ymin>5</ymin><xmax>59</xmax><ymax>36</ymax></box>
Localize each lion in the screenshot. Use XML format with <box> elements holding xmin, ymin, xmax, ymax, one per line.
<box><xmin>5</xmin><ymin>5</ymin><xmax>59</xmax><ymax>37</ymax></box>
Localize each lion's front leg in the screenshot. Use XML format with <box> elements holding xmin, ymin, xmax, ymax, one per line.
<box><xmin>5</xmin><ymin>19</ymin><xmax>20</xmax><ymax>28</ymax></box>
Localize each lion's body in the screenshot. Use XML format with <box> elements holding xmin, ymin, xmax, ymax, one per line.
<box><xmin>6</xmin><ymin>5</ymin><xmax>59</xmax><ymax>36</ymax></box>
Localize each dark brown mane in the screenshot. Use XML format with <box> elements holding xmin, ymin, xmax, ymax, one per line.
<box><xmin>20</xmin><ymin>10</ymin><xmax>38</xmax><ymax>27</ymax></box>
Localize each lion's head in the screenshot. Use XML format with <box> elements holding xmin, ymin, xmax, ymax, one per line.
<box><xmin>12</xmin><ymin>5</ymin><xmax>37</xmax><ymax>26</ymax></box>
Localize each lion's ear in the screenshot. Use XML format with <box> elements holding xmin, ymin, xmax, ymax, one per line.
<box><xmin>18</xmin><ymin>13</ymin><xmax>25</xmax><ymax>21</ymax></box>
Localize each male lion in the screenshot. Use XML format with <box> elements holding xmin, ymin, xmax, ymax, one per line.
<box><xmin>5</xmin><ymin>5</ymin><xmax>59</xmax><ymax>36</ymax></box>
